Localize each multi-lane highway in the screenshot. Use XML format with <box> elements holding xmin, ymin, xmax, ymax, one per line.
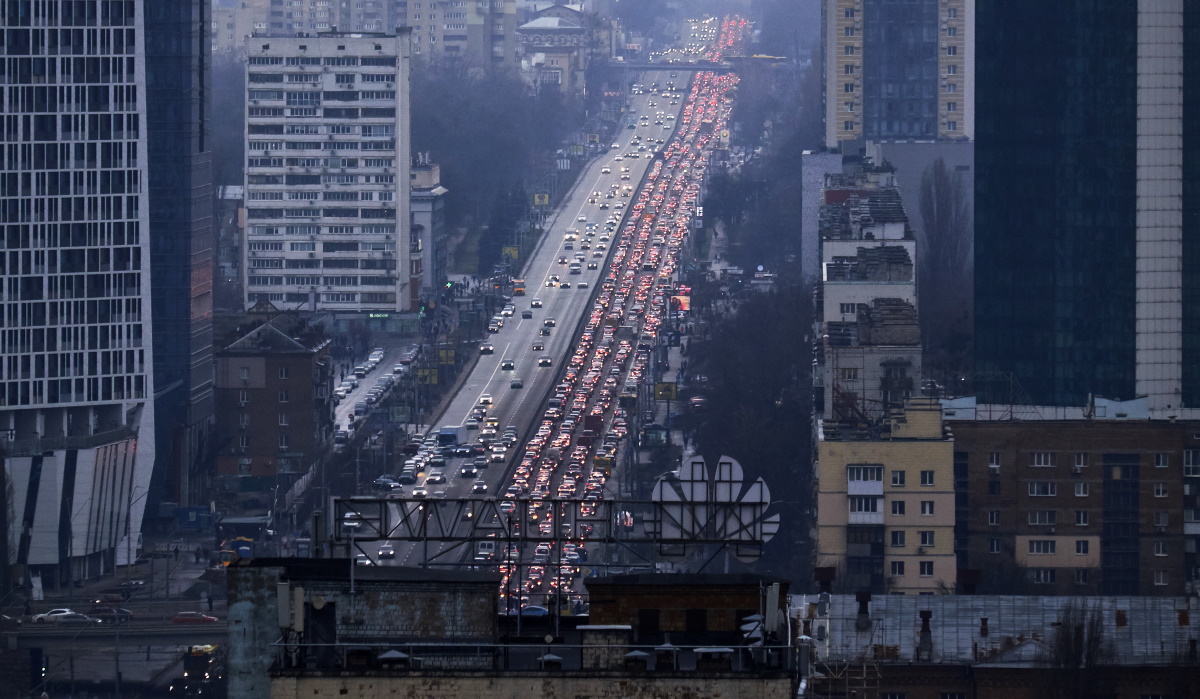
<box><xmin>341</xmin><ymin>18</ymin><xmax>751</xmax><ymax>612</ymax></box>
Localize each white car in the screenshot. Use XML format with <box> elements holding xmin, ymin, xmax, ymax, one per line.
<box><xmin>33</xmin><ymin>608</ymin><xmax>76</xmax><ymax>623</ymax></box>
<box><xmin>479</xmin><ymin>393</ymin><xmax>493</xmax><ymax>405</ymax></box>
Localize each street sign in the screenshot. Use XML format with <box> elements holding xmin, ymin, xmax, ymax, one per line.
<box><xmin>533</xmin><ymin>193</ymin><xmax>550</xmax><ymax>206</ymax></box>
<box><xmin>438</xmin><ymin>349</ymin><xmax>455</xmax><ymax>365</ymax></box>
<box><xmin>418</xmin><ymin>368</ymin><xmax>438</xmax><ymax>385</ymax></box>
<box><xmin>502</xmin><ymin>245</ymin><xmax>520</xmax><ymax>260</ymax></box>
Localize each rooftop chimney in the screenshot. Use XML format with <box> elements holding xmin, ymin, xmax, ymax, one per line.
<box><xmin>855</xmin><ymin>591</ymin><xmax>872</xmax><ymax>632</ymax></box>
<box><xmin>917</xmin><ymin>610</ymin><xmax>933</xmax><ymax>660</ymax></box>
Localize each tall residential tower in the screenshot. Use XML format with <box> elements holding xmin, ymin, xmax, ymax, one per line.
<box><xmin>823</xmin><ymin>0</ymin><xmax>973</xmax><ymax>149</ymax></box>
<box><xmin>0</xmin><ymin>0</ymin><xmax>161</xmax><ymax>589</ymax></box>
<box><xmin>243</xmin><ymin>32</ymin><xmax>416</xmax><ymax>326</ymax></box>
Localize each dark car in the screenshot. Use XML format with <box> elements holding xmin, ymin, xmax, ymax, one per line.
<box><xmin>88</xmin><ymin>607</ymin><xmax>133</xmax><ymax>625</ymax></box>
<box><xmin>521</xmin><ymin>310</ymin><xmax>533</xmax><ymax>319</ymax></box>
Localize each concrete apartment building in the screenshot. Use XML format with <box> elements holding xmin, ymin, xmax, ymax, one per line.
<box><xmin>816</xmin><ymin>398</ymin><xmax>956</xmax><ymax>595</ymax></box>
<box><xmin>212</xmin><ymin>0</ymin><xmax>518</xmax><ymax>65</ymax></box>
<box><xmin>814</xmin><ymin>163</ymin><xmax>920</xmax><ymax>422</ymax></box>
<box><xmin>939</xmin><ymin>400</ymin><xmax>1200</xmax><ymax>596</ymax></box>
<box><xmin>213</xmin><ymin>312</ymin><xmax>334</xmax><ymax>513</ymax></box>
<box><xmin>822</xmin><ymin>0</ymin><xmax>974</xmax><ymax>149</ymax></box>
<box><xmin>242</xmin><ymin>32</ymin><xmax>418</xmax><ymax>329</ymax></box>
<box><xmin>0</xmin><ymin>0</ymin><xmax>213</xmax><ymax>591</ymax></box>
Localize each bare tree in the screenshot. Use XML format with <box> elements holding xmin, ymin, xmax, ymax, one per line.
<box><xmin>1034</xmin><ymin>599</ymin><xmax>1116</xmax><ymax>699</ymax></box>
<box><xmin>917</xmin><ymin>156</ymin><xmax>973</xmax><ymax>386</ymax></box>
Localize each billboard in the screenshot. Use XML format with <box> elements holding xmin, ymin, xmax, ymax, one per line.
<box><xmin>669</xmin><ymin>295</ymin><xmax>691</xmax><ymax>312</ymax></box>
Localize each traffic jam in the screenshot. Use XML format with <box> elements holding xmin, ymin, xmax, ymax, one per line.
<box><xmin>496</xmin><ymin>17</ymin><xmax>749</xmax><ymax>614</ymax></box>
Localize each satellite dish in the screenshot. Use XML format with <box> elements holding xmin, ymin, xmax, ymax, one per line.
<box><xmin>757</xmin><ymin>265</ymin><xmax>763</xmax><ymax>272</ymax></box>
<box><xmin>312</xmin><ymin>596</ymin><xmax>326</xmax><ymax>610</ymax></box>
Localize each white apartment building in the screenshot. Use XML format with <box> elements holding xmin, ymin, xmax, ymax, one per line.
<box><xmin>243</xmin><ymin>32</ymin><xmax>417</xmax><ymax>320</ymax></box>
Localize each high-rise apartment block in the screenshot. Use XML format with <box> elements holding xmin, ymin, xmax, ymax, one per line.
<box><xmin>243</xmin><ymin>32</ymin><xmax>417</xmax><ymax>324</ymax></box>
<box><xmin>974</xmin><ymin>0</ymin><xmax>1198</xmax><ymax>413</ymax></box>
<box><xmin>0</xmin><ymin>0</ymin><xmax>160</xmax><ymax>588</ymax></box>
<box><xmin>822</xmin><ymin>0</ymin><xmax>973</xmax><ymax>149</ymax></box>
<box><xmin>212</xmin><ymin>0</ymin><xmax>517</xmax><ymax>66</ymax></box>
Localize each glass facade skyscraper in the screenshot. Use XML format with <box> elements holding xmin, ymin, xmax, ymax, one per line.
<box><xmin>975</xmin><ymin>0</ymin><xmax>1198</xmax><ymax>412</ymax></box>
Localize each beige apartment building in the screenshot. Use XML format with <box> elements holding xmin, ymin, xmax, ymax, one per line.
<box><xmin>213</xmin><ymin>0</ymin><xmax>518</xmax><ymax>65</ymax></box>
<box><xmin>816</xmin><ymin>398</ymin><xmax>955</xmax><ymax>594</ymax></box>
<box><xmin>823</xmin><ymin>0</ymin><xmax>973</xmax><ymax>148</ymax></box>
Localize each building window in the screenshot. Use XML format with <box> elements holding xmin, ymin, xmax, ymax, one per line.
<box><xmin>891</xmin><ymin>470</ymin><xmax>906</xmax><ymax>487</ymax></box>
<box><xmin>1028</xmin><ymin>510</ymin><xmax>1057</xmax><ymax>526</ymax></box>
<box><xmin>919</xmin><ymin>531</ymin><xmax>935</xmax><ymax>547</ymax></box>
<box><xmin>1028</xmin><ymin>568</ymin><xmax>1056</xmax><ymax>584</ymax></box>
<box><xmin>839</xmin><ymin>302</ymin><xmax>856</xmax><ymax>314</ymax></box>
<box><xmin>840</xmin><ymin>368</ymin><xmax>859</xmax><ymax>381</ymax></box>
<box><xmin>1075</xmin><ymin>511</ymin><xmax>1089</xmax><ymax>526</ymax></box>
<box><xmin>1027</xmin><ymin>451</ymin><xmax>1056</xmax><ymax>468</ymax></box>
<box><xmin>920</xmin><ymin>470</ymin><xmax>935</xmax><ymax>486</ymax></box>
<box><xmin>1155</xmin><ymin>511</ymin><xmax>1170</xmax><ymax>527</ymax></box>
<box><xmin>919</xmin><ymin>561</ymin><xmax>934</xmax><ymax>577</ymax></box>
<box><xmin>849</xmin><ymin>497</ymin><xmax>880</xmax><ymax>513</ymax></box>
<box><xmin>279</xmin><ymin>366</ymin><xmax>290</xmax><ymax>380</ymax></box>
<box><xmin>920</xmin><ymin>501</ymin><xmax>935</xmax><ymax>516</ymax></box>
<box><xmin>1155</xmin><ymin>453</ymin><xmax>1170</xmax><ymax>468</ymax></box>
<box><xmin>278</xmin><ymin>413</ymin><xmax>289</xmax><ymax>426</ymax></box>
<box><xmin>239</xmin><ymin>389</ymin><xmax>249</xmax><ymax>405</ymax></box>
<box><xmin>844</xmin><ymin>8</ymin><xmax>855</xmax><ymax>18</ymax></box>
<box><xmin>947</xmin><ymin>64</ymin><xmax>957</xmax><ymax>75</ymax></box>
<box><xmin>988</xmin><ymin>452</ymin><xmax>1001</xmax><ymax>469</ymax></box>
<box><xmin>1186</xmin><ymin>449</ymin><xmax>1200</xmax><ymax>477</ymax></box>
<box><xmin>988</xmin><ymin>481</ymin><xmax>1001</xmax><ymax>495</ymax></box>
<box><xmin>847</xmin><ymin>465</ymin><xmax>882</xmax><ymax>481</ymax></box>
<box><xmin>239</xmin><ymin>435</ymin><xmax>250</xmax><ymax>449</ymax></box>
<box><xmin>844</xmin><ymin>101</ymin><xmax>855</xmax><ymax>112</ymax></box>
<box><xmin>240</xmin><ymin>366</ymin><xmax>250</xmax><ymax>380</ymax></box>
<box><xmin>238</xmin><ymin>461</ymin><xmax>252</xmax><ymax>475</ymax></box>
<box><xmin>1155</xmin><ymin>541</ymin><xmax>1168</xmax><ymax>556</ymax></box>
<box><xmin>1075</xmin><ymin>453</ymin><xmax>1088</xmax><ymax>468</ymax></box>
<box><xmin>279</xmin><ymin>434</ymin><xmax>289</xmax><ymax>449</ymax></box>
<box><xmin>947</xmin><ymin>8</ymin><xmax>958</xmax><ymax>18</ymax></box>
<box><xmin>844</xmin><ymin>26</ymin><xmax>854</xmax><ymax>37</ymax></box>
<box><xmin>946</xmin><ymin>45</ymin><xmax>957</xmax><ymax>56</ymax></box>
<box><xmin>946</xmin><ymin>83</ymin><xmax>958</xmax><ymax>93</ymax></box>
<box><xmin>1154</xmin><ymin>483</ymin><xmax>1169</xmax><ymax>498</ymax></box>
<box><xmin>1029</xmin><ymin>482</ymin><xmax>1057</xmax><ymax>497</ymax></box>
<box><xmin>947</xmin><ymin>102</ymin><xmax>958</xmax><ymax>112</ymax></box>
<box><xmin>891</xmin><ymin>531</ymin><xmax>905</xmax><ymax>547</ymax></box>
<box><xmin>883</xmin><ymin>694</ymin><xmax>906</xmax><ymax>699</ymax></box>
<box><xmin>1075</xmin><ymin>540</ymin><xmax>1089</xmax><ymax>555</ymax></box>
<box><xmin>1075</xmin><ymin>569</ymin><xmax>1089</xmax><ymax>585</ymax></box>
<box><xmin>1074</xmin><ymin>483</ymin><xmax>1089</xmax><ymax>497</ymax></box>
<box><xmin>940</xmin><ymin>694</ymin><xmax>965</xmax><ymax>699</ymax></box>
<box><xmin>1029</xmin><ymin>540</ymin><xmax>1056</xmax><ymax>555</ymax></box>
<box><xmin>844</xmin><ymin>45</ymin><xmax>856</xmax><ymax>56</ymax></box>
<box><xmin>844</xmin><ymin>83</ymin><xmax>855</xmax><ymax>93</ymax></box>
<box><xmin>988</xmin><ymin>538</ymin><xmax>1001</xmax><ymax>554</ymax></box>
<box><xmin>946</xmin><ymin>26</ymin><xmax>957</xmax><ymax>37</ymax></box>
<box><xmin>891</xmin><ymin>500</ymin><xmax>906</xmax><ymax>516</ymax></box>
<box><xmin>240</xmin><ymin>413</ymin><xmax>250</xmax><ymax>427</ymax></box>
<box><xmin>890</xmin><ymin>561</ymin><xmax>904</xmax><ymax>577</ymax></box>
<box><xmin>843</xmin><ymin>120</ymin><xmax>854</xmax><ymax>131</ymax></box>
<box><xmin>988</xmin><ymin>510</ymin><xmax>1000</xmax><ymax>526</ymax></box>
<box><xmin>278</xmin><ymin>390</ymin><xmax>289</xmax><ymax>403</ymax></box>
<box><xmin>1155</xmin><ymin>570</ymin><xmax>1168</xmax><ymax>586</ymax></box>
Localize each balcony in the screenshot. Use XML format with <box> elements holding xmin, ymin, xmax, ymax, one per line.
<box><xmin>848</xmin><ymin>511</ymin><xmax>884</xmax><ymax>525</ymax></box>
<box><xmin>847</xmin><ymin>479</ymin><xmax>883</xmax><ymax>497</ymax></box>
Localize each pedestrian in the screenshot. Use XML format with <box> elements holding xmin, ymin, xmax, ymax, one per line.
<box><xmin>173</xmin><ymin>546</ymin><xmax>179</xmax><ymax>561</ymax></box>
<box><xmin>207</xmin><ymin>595</ymin><xmax>214</xmax><ymax>613</ymax></box>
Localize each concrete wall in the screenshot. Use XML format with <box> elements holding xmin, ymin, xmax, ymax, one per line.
<box><xmin>271</xmin><ymin>673</ymin><xmax>794</xmax><ymax>699</ymax></box>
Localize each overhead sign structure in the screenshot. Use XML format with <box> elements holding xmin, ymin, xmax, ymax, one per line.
<box><xmin>647</xmin><ymin>455</ymin><xmax>780</xmax><ymax>563</ymax></box>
